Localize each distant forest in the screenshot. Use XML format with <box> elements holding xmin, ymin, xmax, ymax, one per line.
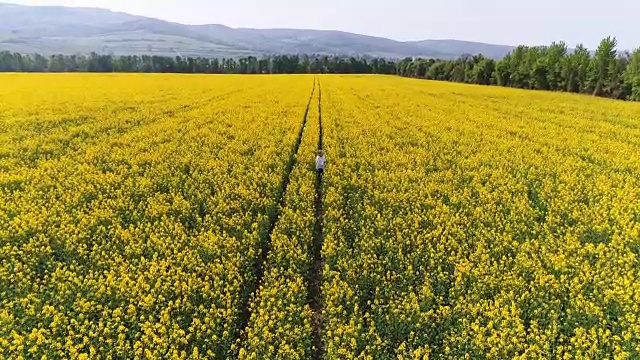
<box><xmin>1</xmin><ymin>36</ymin><xmax>639</xmax><ymax>101</ymax></box>
<box><xmin>398</xmin><ymin>37</ymin><xmax>640</xmax><ymax>101</ymax></box>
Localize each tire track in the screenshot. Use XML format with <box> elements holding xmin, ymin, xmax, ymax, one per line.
<box><xmin>309</xmin><ymin>80</ymin><xmax>325</xmax><ymax>360</ymax></box>
<box><xmin>234</xmin><ymin>78</ymin><xmax>317</xmax><ymax>352</ymax></box>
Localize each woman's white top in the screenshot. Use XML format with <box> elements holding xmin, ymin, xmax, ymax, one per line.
<box><xmin>316</xmin><ymin>155</ymin><xmax>326</xmax><ymax>170</ymax></box>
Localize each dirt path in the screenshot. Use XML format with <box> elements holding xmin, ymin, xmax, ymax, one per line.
<box><xmin>309</xmin><ymin>80</ymin><xmax>325</xmax><ymax>360</ymax></box>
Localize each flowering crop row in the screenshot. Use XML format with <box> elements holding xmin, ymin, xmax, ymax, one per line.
<box><xmin>238</xmin><ymin>81</ymin><xmax>320</xmax><ymax>360</ymax></box>
<box><xmin>0</xmin><ymin>74</ymin><xmax>315</xmax><ymax>359</ymax></box>
<box><xmin>320</xmin><ymin>75</ymin><xmax>640</xmax><ymax>359</ymax></box>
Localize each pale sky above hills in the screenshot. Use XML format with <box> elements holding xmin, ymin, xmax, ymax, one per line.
<box><xmin>5</xmin><ymin>0</ymin><xmax>639</xmax><ymax>50</ymax></box>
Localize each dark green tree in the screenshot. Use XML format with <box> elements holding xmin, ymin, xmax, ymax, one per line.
<box><xmin>563</xmin><ymin>44</ymin><xmax>591</xmax><ymax>93</ymax></box>
<box><xmin>624</xmin><ymin>49</ymin><xmax>640</xmax><ymax>100</ymax></box>
<box><xmin>471</xmin><ymin>57</ymin><xmax>495</xmax><ymax>85</ymax></box>
<box><xmin>589</xmin><ymin>36</ymin><xmax>618</xmax><ymax>96</ymax></box>
<box><xmin>545</xmin><ymin>41</ymin><xmax>567</xmax><ymax>90</ymax></box>
<box><xmin>493</xmin><ymin>54</ymin><xmax>511</xmax><ymax>86</ymax></box>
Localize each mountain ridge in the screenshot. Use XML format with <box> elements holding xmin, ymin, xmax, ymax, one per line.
<box><xmin>0</xmin><ymin>2</ymin><xmax>515</xmax><ymax>59</ymax></box>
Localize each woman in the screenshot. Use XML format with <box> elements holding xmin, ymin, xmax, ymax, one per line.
<box><xmin>315</xmin><ymin>149</ymin><xmax>326</xmax><ymax>178</ymax></box>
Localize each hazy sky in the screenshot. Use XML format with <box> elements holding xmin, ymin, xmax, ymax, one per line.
<box><xmin>6</xmin><ymin>0</ymin><xmax>639</xmax><ymax>49</ymax></box>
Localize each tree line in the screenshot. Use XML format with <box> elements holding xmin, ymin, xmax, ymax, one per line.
<box><xmin>397</xmin><ymin>37</ymin><xmax>640</xmax><ymax>101</ymax></box>
<box><xmin>0</xmin><ymin>52</ymin><xmax>395</xmax><ymax>75</ymax></box>
<box><xmin>1</xmin><ymin>36</ymin><xmax>639</xmax><ymax>101</ymax></box>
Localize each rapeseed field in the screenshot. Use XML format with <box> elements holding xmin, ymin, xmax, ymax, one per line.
<box><xmin>321</xmin><ymin>75</ymin><xmax>640</xmax><ymax>359</ymax></box>
<box><xmin>1</xmin><ymin>74</ymin><xmax>639</xmax><ymax>359</ymax></box>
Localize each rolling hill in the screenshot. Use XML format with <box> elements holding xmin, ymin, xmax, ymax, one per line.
<box><xmin>0</xmin><ymin>3</ymin><xmax>515</xmax><ymax>59</ymax></box>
